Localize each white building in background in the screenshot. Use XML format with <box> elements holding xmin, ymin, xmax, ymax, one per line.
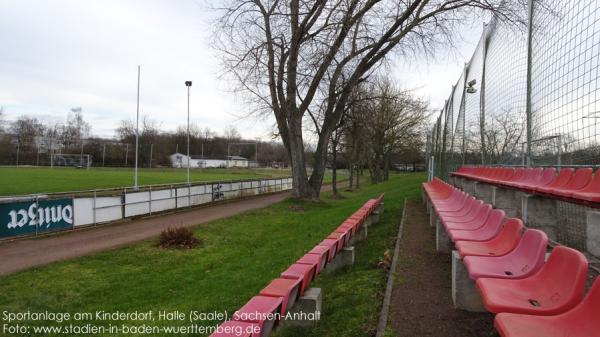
<box><xmin>169</xmin><ymin>153</ymin><xmax>249</xmax><ymax>168</ymax></box>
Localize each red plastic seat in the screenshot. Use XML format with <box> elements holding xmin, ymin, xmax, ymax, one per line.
<box><xmin>494</xmin><ymin>278</ymin><xmax>600</xmax><ymax>337</ymax></box>
<box><xmin>280</xmin><ymin>263</ymin><xmax>316</xmax><ymax>296</ymax></box>
<box><xmin>455</xmin><ymin>218</ymin><xmax>524</xmax><ymax>258</ymax></box>
<box><xmin>309</xmin><ymin>245</ymin><xmax>332</xmax><ymax>264</ymax></box>
<box><xmin>445</xmin><ymin>205</ymin><xmax>496</xmax><ymax>231</ymax></box>
<box><xmin>334</xmin><ymin>227</ymin><xmax>353</xmax><ymax>244</ymax></box>
<box><xmin>438</xmin><ymin>198</ymin><xmax>481</xmax><ymax>219</ymax></box>
<box><xmin>535</xmin><ymin>168</ymin><xmax>574</xmax><ymax>194</ymax></box>
<box><xmin>233</xmin><ymin>295</ymin><xmax>282</xmax><ymax>334</ymax></box>
<box><xmin>504</xmin><ymin>168</ymin><xmax>542</xmax><ymax>188</ymax></box>
<box><xmin>518</xmin><ymin>167</ymin><xmax>556</xmax><ymax>191</ymax></box>
<box><xmin>209</xmin><ymin>321</ymin><xmax>260</xmax><ymax>337</ymax></box>
<box><xmin>440</xmin><ymin>200</ymin><xmax>492</xmax><ymax>227</ymax></box>
<box><xmin>442</xmin><ymin>203</ymin><xmax>491</xmax><ymax>227</ymax></box>
<box><xmin>571</xmin><ymin>170</ymin><xmax>600</xmax><ymax>203</ymax></box>
<box><xmin>545</xmin><ymin>168</ymin><xmax>593</xmax><ymax>198</ymax></box>
<box><xmin>448</xmin><ymin>209</ymin><xmax>505</xmax><ymax>242</ymax></box>
<box><xmin>296</xmin><ymin>253</ymin><xmax>323</xmax><ymax>275</ymax></box>
<box><xmin>463</xmin><ymin>229</ymin><xmax>547</xmax><ymax>280</ymax></box>
<box><xmin>433</xmin><ymin>192</ymin><xmax>468</xmax><ymax>212</ymax></box>
<box><xmin>260</xmin><ymin>278</ymin><xmax>302</xmax><ymax>314</ymax></box>
<box><xmin>477</xmin><ymin>246</ymin><xmax>588</xmax><ymax>315</ymax></box>
<box><xmin>318</xmin><ymin>239</ymin><xmax>339</xmax><ymax>257</ymax></box>
<box><xmin>327</xmin><ymin>232</ymin><xmax>347</xmax><ymax>250</ymax></box>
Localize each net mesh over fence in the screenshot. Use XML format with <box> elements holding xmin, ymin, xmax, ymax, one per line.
<box><xmin>428</xmin><ymin>1</ymin><xmax>600</xmax><ymax>256</ymax></box>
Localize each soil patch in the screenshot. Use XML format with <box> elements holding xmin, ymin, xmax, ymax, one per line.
<box><xmin>389</xmin><ymin>201</ymin><xmax>497</xmax><ymax>337</ymax></box>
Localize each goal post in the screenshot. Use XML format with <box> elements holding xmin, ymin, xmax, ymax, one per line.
<box><xmin>51</xmin><ymin>154</ymin><xmax>93</xmax><ymax>169</ymax></box>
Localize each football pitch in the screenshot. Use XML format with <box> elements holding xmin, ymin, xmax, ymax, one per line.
<box><xmin>0</xmin><ymin>167</ymin><xmax>293</xmax><ymax>196</ymax></box>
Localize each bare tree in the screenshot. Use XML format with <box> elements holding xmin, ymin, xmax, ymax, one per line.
<box><xmin>360</xmin><ymin>79</ymin><xmax>428</xmax><ymax>183</ymax></box>
<box><xmin>224</xmin><ymin>125</ymin><xmax>242</xmax><ymax>142</ymax></box>
<box><xmin>329</xmin><ymin>119</ymin><xmax>345</xmax><ymax>197</ymax></box>
<box><xmin>60</xmin><ymin>107</ymin><xmax>91</xmax><ymax>149</ymax></box>
<box><xmin>215</xmin><ymin>0</ymin><xmax>525</xmax><ymax>199</ymax></box>
<box><xmin>481</xmin><ymin>108</ymin><xmax>525</xmax><ymax>164</ymax></box>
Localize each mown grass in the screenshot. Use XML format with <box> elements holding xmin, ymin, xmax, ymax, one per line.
<box><xmin>0</xmin><ymin>173</ymin><xmax>424</xmax><ymax>337</ymax></box>
<box><xmin>0</xmin><ymin>167</ymin><xmax>346</xmax><ymax>196</ymax></box>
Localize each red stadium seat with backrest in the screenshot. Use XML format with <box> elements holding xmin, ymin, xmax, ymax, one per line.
<box><xmin>476</xmin><ymin>246</ymin><xmax>588</xmax><ymax>315</ymax></box>
<box><xmin>535</xmin><ymin>168</ymin><xmax>574</xmax><ymax>194</ymax></box>
<box><xmin>494</xmin><ymin>278</ymin><xmax>600</xmax><ymax>337</ymax></box>
<box><xmin>455</xmin><ymin>218</ymin><xmax>524</xmax><ymax>258</ymax></box>
<box><xmin>462</xmin><ymin>229</ymin><xmax>547</xmax><ymax>280</ymax></box>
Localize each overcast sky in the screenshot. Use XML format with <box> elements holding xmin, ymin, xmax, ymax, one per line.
<box><xmin>0</xmin><ymin>0</ymin><xmax>483</xmax><ymax>140</ymax></box>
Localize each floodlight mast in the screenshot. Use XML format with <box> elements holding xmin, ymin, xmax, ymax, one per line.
<box><xmin>134</xmin><ymin>66</ymin><xmax>140</xmax><ymax>191</ymax></box>
<box><xmin>185</xmin><ymin>81</ymin><xmax>192</xmax><ymax>184</ymax></box>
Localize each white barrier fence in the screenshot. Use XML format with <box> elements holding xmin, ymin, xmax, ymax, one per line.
<box><xmin>0</xmin><ymin>177</ymin><xmax>294</xmax><ymax>239</ymax></box>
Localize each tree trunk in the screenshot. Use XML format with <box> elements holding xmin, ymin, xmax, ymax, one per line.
<box><xmin>287</xmin><ymin>117</ymin><xmax>311</xmax><ymax>198</ymax></box>
<box><xmin>348</xmin><ymin>164</ymin><xmax>354</xmax><ymax>190</ymax></box>
<box><xmin>356</xmin><ymin>163</ymin><xmax>360</xmax><ymax>188</ymax></box>
<box><xmin>383</xmin><ymin>151</ymin><xmax>391</xmax><ymax>181</ymax></box>
<box><xmin>331</xmin><ymin>139</ymin><xmax>338</xmax><ymax>197</ymax></box>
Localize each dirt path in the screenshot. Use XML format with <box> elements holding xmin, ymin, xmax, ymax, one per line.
<box><xmin>389</xmin><ymin>201</ymin><xmax>497</xmax><ymax>337</ymax></box>
<box><xmin>0</xmin><ymin>183</ymin><xmax>341</xmax><ymax>276</ymax></box>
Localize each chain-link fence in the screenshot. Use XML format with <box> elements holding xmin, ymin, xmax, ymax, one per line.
<box><xmin>428</xmin><ymin>0</ymin><xmax>600</xmax><ymax>179</ymax></box>
<box><xmin>426</xmin><ymin>0</ymin><xmax>600</xmax><ymax>256</ymax></box>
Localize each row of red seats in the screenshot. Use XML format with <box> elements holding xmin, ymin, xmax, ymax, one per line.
<box><xmin>423</xmin><ymin>178</ymin><xmax>598</xmax><ymax>337</ymax></box>
<box><xmin>452</xmin><ymin>166</ymin><xmax>600</xmax><ymax>204</ymax></box>
<box><xmin>210</xmin><ymin>194</ymin><xmax>384</xmax><ymax>337</ymax></box>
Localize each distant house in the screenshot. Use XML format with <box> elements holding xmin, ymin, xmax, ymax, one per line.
<box><xmin>169</xmin><ymin>153</ymin><xmax>249</xmax><ymax>168</ymax></box>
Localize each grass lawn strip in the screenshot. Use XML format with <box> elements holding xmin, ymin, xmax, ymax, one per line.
<box><xmin>0</xmin><ymin>173</ymin><xmax>423</xmax><ymax>337</ymax></box>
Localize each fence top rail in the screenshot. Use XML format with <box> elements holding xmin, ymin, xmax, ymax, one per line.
<box><xmin>0</xmin><ymin>175</ymin><xmax>293</xmax><ymax>202</ymax></box>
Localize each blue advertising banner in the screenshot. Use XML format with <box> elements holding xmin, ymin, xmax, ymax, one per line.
<box><xmin>0</xmin><ymin>198</ymin><xmax>74</xmax><ymax>238</ymax></box>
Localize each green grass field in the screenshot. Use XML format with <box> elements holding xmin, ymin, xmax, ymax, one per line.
<box><xmin>0</xmin><ymin>173</ymin><xmax>424</xmax><ymax>337</ymax></box>
<box><xmin>0</xmin><ymin>167</ymin><xmax>346</xmax><ymax>196</ymax></box>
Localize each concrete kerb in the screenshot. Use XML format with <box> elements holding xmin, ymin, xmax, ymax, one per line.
<box><xmin>451</xmin><ymin>251</ymin><xmax>487</xmax><ymax>312</ymax></box>
<box><xmin>375</xmin><ymin>198</ymin><xmax>407</xmax><ymax>337</ymax></box>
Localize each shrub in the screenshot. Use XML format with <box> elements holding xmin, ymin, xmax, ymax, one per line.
<box><xmin>157</xmin><ymin>227</ymin><xmax>200</xmax><ymax>249</ymax></box>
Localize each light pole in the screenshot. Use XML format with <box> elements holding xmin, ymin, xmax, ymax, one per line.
<box><xmin>134</xmin><ymin>66</ymin><xmax>141</xmax><ymax>190</ymax></box>
<box><xmin>185</xmin><ymin>81</ymin><xmax>192</xmax><ymax>184</ymax></box>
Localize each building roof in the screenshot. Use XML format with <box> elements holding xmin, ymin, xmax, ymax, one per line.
<box><xmin>171</xmin><ymin>153</ymin><xmax>247</xmax><ymax>161</ymax></box>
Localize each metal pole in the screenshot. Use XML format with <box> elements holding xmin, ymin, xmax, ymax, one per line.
<box><xmin>102</xmin><ymin>143</ymin><xmax>106</xmax><ymax>167</ymax></box>
<box><xmin>480</xmin><ymin>22</ymin><xmax>492</xmax><ymax>165</ymax></box>
<box><xmin>255</xmin><ymin>141</ymin><xmax>258</xmax><ymax>167</ymax></box>
<box><xmin>149</xmin><ymin>143</ymin><xmax>153</xmax><ymax>168</ymax></box>
<box><xmin>134</xmin><ymin>65</ymin><xmax>141</xmax><ymax>190</ymax></box>
<box><xmin>557</xmin><ymin>135</ymin><xmax>562</xmax><ymax>167</ymax></box>
<box><xmin>16</xmin><ymin>142</ymin><xmax>19</xmax><ymax>166</ymax></box>
<box><xmin>525</xmin><ymin>0</ymin><xmax>535</xmax><ymax>167</ymax></box>
<box><xmin>227</xmin><ymin>144</ymin><xmax>230</xmax><ymax>168</ymax></box>
<box><xmin>186</xmin><ymin>83</ymin><xmax>191</xmax><ymax>183</ymax></box>
<box><xmin>201</xmin><ymin>143</ymin><xmax>204</xmax><ymax>168</ymax></box>
<box><xmin>125</xmin><ymin>143</ymin><xmax>129</xmax><ymax>167</ymax></box>
<box><xmin>185</xmin><ymin>81</ymin><xmax>192</xmax><ymax>182</ymax></box>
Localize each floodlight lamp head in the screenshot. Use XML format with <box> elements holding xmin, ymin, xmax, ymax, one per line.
<box><xmin>185</xmin><ymin>81</ymin><xmax>192</xmax><ymax>87</ymax></box>
<box><xmin>467</xmin><ymin>79</ymin><xmax>477</xmax><ymax>87</ymax></box>
<box><xmin>466</xmin><ymin>87</ymin><xmax>477</xmax><ymax>94</ymax></box>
